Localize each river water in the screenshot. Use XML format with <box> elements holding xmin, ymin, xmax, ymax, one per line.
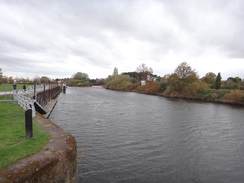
<box><xmin>49</xmin><ymin>87</ymin><xmax>244</xmax><ymax>183</ymax></box>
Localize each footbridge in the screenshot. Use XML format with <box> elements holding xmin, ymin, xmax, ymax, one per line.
<box><xmin>11</xmin><ymin>83</ymin><xmax>62</xmax><ymax>117</ymax></box>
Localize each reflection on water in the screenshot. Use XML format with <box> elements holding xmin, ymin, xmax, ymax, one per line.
<box><xmin>50</xmin><ymin>87</ymin><xmax>244</xmax><ymax>183</ymax></box>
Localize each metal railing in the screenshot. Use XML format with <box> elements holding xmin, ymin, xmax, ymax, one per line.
<box><xmin>13</xmin><ymin>90</ymin><xmax>36</xmax><ymax>117</ymax></box>
<box><xmin>36</xmin><ymin>86</ymin><xmax>60</xmax><ymax>107</ymax></box>
<box><xmin>4</xmin><ymin>83</ymin><xmax>61</xmax><ymax>117</ymax></box>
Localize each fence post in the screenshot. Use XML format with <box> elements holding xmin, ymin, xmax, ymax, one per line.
<box><xmin>49</xmin><ymin>82</ymin><xmax>51</xmax><ymax>102</ymax></box>
<box><xmin>63</xmin><ymin>84</ymin><xmax>66</xmax><ymax>93</ymax></box>
<box><xmin>25</xmin><ymin>109</ymin><xmax>33</xmax><ymax>138</ymax></box>
<box><xmin>34</xmin><ymin>82</ymin><xmax>36</xmax><ymax>99</ymax></box>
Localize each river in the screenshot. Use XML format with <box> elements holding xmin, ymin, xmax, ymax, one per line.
<box><xmin>49</xmin><ymin>87</ymin><xmax>244</xmax><ymax>183</ymax></box>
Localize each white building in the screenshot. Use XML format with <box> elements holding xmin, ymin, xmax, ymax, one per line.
<box><xmin>141</xmin><ymin>80</ymin><xmax>146</xmax><ymax>86</ymax></box>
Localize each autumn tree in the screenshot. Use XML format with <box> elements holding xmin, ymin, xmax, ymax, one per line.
<box><xmin>136</xmin><ymin>81</ymin><xmax>160</xmax><ymax>95</ymax></box>
<box><xmin>215</xmin><ymin>72</ymin><xmax>222</xmax><ymax>90</ymax></box>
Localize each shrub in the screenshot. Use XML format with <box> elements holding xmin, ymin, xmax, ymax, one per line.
<box><xmin>136</xmin><ymin>82</ymin><xmax>160</xmax><ymax>95</ymax></box>
<box><xmin>223</xmin><ymin>90</ymin><xmax>244</xmax><ymax>103</ymax></box>
<box><xmin>128</xmin><ymin>83</ymin><xmax>140</xmax><ymax>92</ymax></box>
<box><xmin>104</xmin><ymin>75</ymin><xmax>132</xmax><ymax>91</ymax></box>
<box><xmin>163</xmin><ymin>86</ymin><xmax>181</xmax><ymax>97</ymax></box>
<box><xmin>183</xmin><ymin>80</ymin><xmax>209</xmax><ymax>98</ymax></box>
<box><xmin>159</xmin><ymin>81</ymin><xmax>168</xmax><ymax>93</ymax></box>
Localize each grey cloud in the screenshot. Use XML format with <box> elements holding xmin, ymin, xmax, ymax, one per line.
<box><xmin>0</xmin><ymin>0</ymin><xmax>244</xmax><ymax>79</ymax></box>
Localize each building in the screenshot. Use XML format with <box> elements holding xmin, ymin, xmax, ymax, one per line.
<box><xmin>141</xmin><ymin>80</ymin><xmax>146</xmax><ymax>86</ymax></box>
<box><xmin>0</xmin><ymin>68</ymin><xmax>3</xmax><ymax>78</ymax></box>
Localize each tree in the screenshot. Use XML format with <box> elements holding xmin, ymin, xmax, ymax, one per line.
<box><xmin>136</xmin><ymin>63</ymin><xmax>153</xmax><ymax>74</ymax></box>
<box><xmin>225</xmin><ymin>77</ymin><xmax>241</xmax><ymax>89</ymax></box>
<box><xmin>136</xmin><ymin>63</ymin><xmax>153</xmax><ymax>81</ymax></box>
<box><xmin>164</xmin><ymin>62</ymin><xmax>199</xmax><ymax>97</ymax></box>
<box><xmin>40</xmin><ymin>76</ymin><xmax>50</xmax><ymax>83</ymax></box>
<box><xmin>174</xmin><ymin>62</ymin><xmax>198</xmax><ymax>90</ymax></box>
<box><xmin>174</xmin><ymin>62</ymin><xmax>197</xmax><ymax>79</ymax></box>
<box><xmin>122</xmin><ymin>72</ymin><xmax>140</xmax><ymax>82</ymax></box>
<box><xmin>104</xmin><ymin>75</ymin><xmax>131</xmax><ymax>91</ymax></box>
<box><xmin>8</xmin><ymin>76</ymin><xmax>14</xmax><ymax>84</ymax></box>
<box><xmin>215</xmin><ymin>72</ymin><xmax>222</xmax><ymax>90</ymax></box>
<box><xmin>183</xmin><ymin>80</ymin><xmax>209</xmax><ymax>98</ymax></box>
<box><xmin>202</xmin><ymin>72</ymin><xmax>216</xmax><ymax>88</ymax></box>
<box><xmin>72</xmin><ymin>72</ymin><xmax>89</xmax><ymax>79</ymax></box>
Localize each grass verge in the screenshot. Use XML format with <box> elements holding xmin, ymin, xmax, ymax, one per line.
<box><xmin>0</xmin><ymin>84</ymin><xmax>32</xmax><ymax>91</ymax></box>
<box><xmin>0</xmin><ymin>94</ymin><xmax>14</xmax><ymax>100</ymax></box>
<box><xmin>0</xmin><ymin>102</ymin><xmax>51</xmax><ymax>170</ymax></box>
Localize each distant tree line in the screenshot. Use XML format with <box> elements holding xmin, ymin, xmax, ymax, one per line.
<box><xmin>65</xmin><ymin>72</ymin><xmax>105</xmax><ymax>87</ymax></box>
<box><xmin>104</xmin><ymin>62</ymin><xmax>244</xmax><ymax>105</ymax></box>
<box><xmin>0</xmin><ymin>76</ymin><xmax>53</xmax><ymax>85</ymax></box>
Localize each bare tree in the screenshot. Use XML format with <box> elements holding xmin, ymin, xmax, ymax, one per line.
<box><xmin>136</xmin><ymin>63</ymin><xmax>153</xmax><ymax>81</ymax></box>
<box><xmin>136</xmin><ymin>63</ymin><xmax>153</xmax><ymax>74</ymax></box>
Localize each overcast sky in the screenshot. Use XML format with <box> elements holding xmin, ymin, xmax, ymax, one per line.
<box><xmin>0</xmin><ymin>0</ymin><xmax>243</xmax><ymax>80</ymax></box>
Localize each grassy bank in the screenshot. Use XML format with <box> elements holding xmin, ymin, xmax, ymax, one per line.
<box><xmin>0</xmin><ymin>103</ymin><xmax>51</xmax><ymax>170</ymax></box>
<box><xmin>0</xmin><ymin>84</ymin><xmax>32</xmax><ymax>91</ymax></box>
<box><xmin>0</xmin><ymin>94</ymin><xmax>14</xmax><ymax>100</ymax></box>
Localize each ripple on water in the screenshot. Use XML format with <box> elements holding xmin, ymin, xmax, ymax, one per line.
<box><xmin>49</xmin><ymin>87</ymin><xmax>244</xmax><ymax>183</ymax></box>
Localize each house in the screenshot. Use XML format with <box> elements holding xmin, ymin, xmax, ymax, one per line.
<box><xmin>141</xmin><ymin>80</ymin><xmax>146</xmax><ymax>86</ymax></box>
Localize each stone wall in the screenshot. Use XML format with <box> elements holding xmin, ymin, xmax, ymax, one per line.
<box><xmin>0</xmin><ymin>114</ymin><xmax>77</xmax><ymax>183</ymax></box>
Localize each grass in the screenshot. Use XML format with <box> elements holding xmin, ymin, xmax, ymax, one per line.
<box><xmin>0</xmin><ymin>102</ymin><xmax>51</xmax><ymax>170</ymax></box>
<box><xmin>0</xmin><ymin>84</ymin><xmax>32</xmax><ymax>91</ymax></box>
<box><xmin>0</xmin><ymin>94</ymin><xmax>14</xmax><ymax>100</ymax></box>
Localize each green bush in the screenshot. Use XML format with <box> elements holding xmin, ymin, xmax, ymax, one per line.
<box><xmin>104</xmin><ymin>75</ymin><xmax>132</xmax><ymax>91</ymax></box>
<box><xmin>197</xmin><ymin>89</ymin><xmax>230</xmax><ymax>101</ymax></box>
<box><xmin>183</xmin><ymin>80</ymin><xmax>209</xmax><ymax>98</ymax></box>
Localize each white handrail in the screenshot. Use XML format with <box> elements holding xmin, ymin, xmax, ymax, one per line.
<box><xmin>13</xmin><ymin>90</ymin><xmax>36</xmax><ymax>117</ymax></box>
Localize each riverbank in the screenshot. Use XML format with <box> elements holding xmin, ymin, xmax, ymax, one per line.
<box><xmin>0</xmin><ymin>103</ymin><xmax>51</xmax><ymax>170</ymax></box>
<box><xmin>0</xmin><ymin>95</ymin><xmax>78</xmax><ymax>183</ymax></box>
<box><xmin>107</xmin><ymin>87</ymin><xmax>244</xmax><ymax>107</ymax></box>
<box><xmin>0</xmin><ymin>113</ymin><xmax>77</xmax><ymax>183</ymax></box>
<box><xmin>104</xmin><ymin>74</ymin><xmax>244</xmax><ymax>107</ymax></box>
<box><xmin>161</xmin><ymin>93</ymin><xmax>244</xmax><ymax>106</ymax></box>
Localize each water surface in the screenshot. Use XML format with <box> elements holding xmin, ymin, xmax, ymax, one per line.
<box><xmin>50</xmin><ymin>87</ymin><xmax>244</xmax><ymax>183</ymax></box>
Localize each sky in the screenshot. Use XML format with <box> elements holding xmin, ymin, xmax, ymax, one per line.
<box><xmin>0</xmin><ymin>0</ymin><xmax>244</xmax><ymax>80</ymax></box>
